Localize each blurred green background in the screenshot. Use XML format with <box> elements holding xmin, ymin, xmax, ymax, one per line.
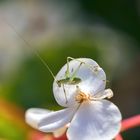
<box><xmin>0</xmin><ymin>0</ymin><xmax>140</xmax><ymax>140</ymax></box>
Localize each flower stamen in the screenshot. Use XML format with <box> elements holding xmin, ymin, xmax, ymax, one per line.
<box><xmin>75</xmin><ymin>86</ymin><xmax>114</xmax><ymax>103</ymax></box>
<box><xmin>75</xmin><ymin>86</ymin><xmax>94</xmax><ymax>103</ymax></box>
<box><xmin>75</xmin><ymin>91</ymin><xmax>93</xmax><ymax>103</ymax></box>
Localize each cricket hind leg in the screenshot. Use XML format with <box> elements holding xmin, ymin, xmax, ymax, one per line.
<box><xmin>67</xmin><ymin>57</ymin><xmax>101</xmax><ymax>74</ymax></box>
<box><xmin>62</xmin><ymin>84</ymin><xmax>68</xmax><ymax>104</ymax></box>
<box><xmin>65</xmin><ymin>56</ymin><xmax>83</xmax><ymax>78</ymax></box>
<box><xmin>70</xmin><ymin>62</ymin><xmax>83</xmax><ymax>80</ymax></box>
<box><xmin>64</xmin><ymin>57</ymin><xmax>72</xmax><ymax>78</ymax></box>
<box><xmin>67</xmin><ymin>57</ymin><xmax>84</xmax><ymax>80</ymax></box>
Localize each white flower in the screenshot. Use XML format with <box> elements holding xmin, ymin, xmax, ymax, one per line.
<box><xmin>25</xmin><ymin>58</ymin><xmax>122</xmax><ymax>140</ymax></box>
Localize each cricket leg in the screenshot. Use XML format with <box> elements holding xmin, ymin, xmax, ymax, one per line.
<box><xmin>67</xmin><ymin>57</ymin><xmax>84</xmax><ymax>80</ymax></box>
<box><xmin>65</xmin><ymin>56</ymin><xmax>82</xmax><ymax>78</ymax></box>
<box><xmin>67</xmin><ymin>56</ymin><xmax>101</xmax><ymax>74</ymax></box>
<box><xmin>65</xmin><ymin>57</ymin><xmax>71</xmax><ymax>78</ymax></box>
<box><xmin>62</xmin><ymin>84</ymin><xmax>68</xmax><ymax>104</ymax></box>
<box><xmin>70</xmin><ymin>62</ymin><xmax>83</xmax><ymax>80</ymax></box>
<box><xmin>67</xmin><ymin>57</ymin><xmax>92</xmax><ymax>71</ymax></box>
<box><xmin>67</xmin><ymin>57</ymin><xmax>85</xmax><ymax>64</ymax></box>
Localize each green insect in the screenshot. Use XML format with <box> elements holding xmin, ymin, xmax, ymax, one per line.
<box><xmin>56</xmin><ymin>57</ymin><xmax>83</xmax><ymax>87</ymax></box>
<box><xmin>55</xmin><ymin>57</ymin><xmax>85</xmax><ymax>103</ymax></box>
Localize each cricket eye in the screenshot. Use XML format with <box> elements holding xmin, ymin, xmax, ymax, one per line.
<box><xmin>56</xmin><ymin>81</ymin><xmax>61</xmax><ymax>87</ymax></box>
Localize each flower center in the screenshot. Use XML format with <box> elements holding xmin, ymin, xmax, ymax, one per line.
<box><xmin>75</xmin><ymin>86</ymin><xmax>113</xmax><ymax>103</ymax></box>
<box><xmin>75</xmin><ymin>91</ymin><xmax>93</xmax><ymax>103</ymax></box>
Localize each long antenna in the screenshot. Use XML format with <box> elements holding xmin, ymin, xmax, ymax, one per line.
<box><xmin>3</xmin><ymin>18</ymin><xmax>56</xmax><ymax>80</ymax></box>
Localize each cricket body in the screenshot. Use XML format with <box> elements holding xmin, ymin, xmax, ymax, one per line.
<box><xmin>57</xmin><ymin>77</ymin><xmax>81</xmax><ymax>87</ymax></box>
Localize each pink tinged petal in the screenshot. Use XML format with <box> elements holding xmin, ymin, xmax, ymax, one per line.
<box><xmin>67</xmin><ymin>100</ymin><xmax>122</xmax><ymax>140</ymax></box>
<box><xmin>25</xmin><ymin>108</ymin><xmax>52</xmax><ymax>129</ymax></box>
<box><xmin>38</xmin><ymin>106</ymin><xmax>78</xmax><ymax>132</ymax></box>
<box><xmin>53</xmin><ymin>125</ymin><xmax>67</xmax><ymax>138</ymax></box>
<box><xmin>53</xmin><ymin>58</ymin><xmax>106</xmax><ymax>107</ymax></box>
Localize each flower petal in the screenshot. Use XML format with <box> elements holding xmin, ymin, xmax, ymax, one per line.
<box><xmin>38</xmin><ymin>106</ymin><xmax>78</xmax><ymax>132</ymax></box>
<box><xmin>25</xmin><ymin>108</ymin><xmax>52</xmax><ymax>129</ymax></box>
<box><xmin>53</xmin><ymin>58</ymin><xmax>106</xmax><ymax>107</ymax></box>
<box><xmin>67</xmin><ymin>100</ymin><xmax>122</xmax><ymax>140</ymax></box>
<box><xmin>94</xmin><ymin>89</ymin><xmax>113</xmax><ymax>100</ymax></box>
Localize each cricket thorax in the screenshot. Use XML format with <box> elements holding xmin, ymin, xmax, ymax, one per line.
<box><xmin>57</xmin><ymin>77</ymin><xmax>82</xmax><ymax>87</ymax></box>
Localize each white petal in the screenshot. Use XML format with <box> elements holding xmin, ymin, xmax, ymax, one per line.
<box><xmin>94</xmin><ymin>89</ymin><xmax>113</xmax><ymax>100</ymax></box>
<box><xmin>53</xmin><ymin>58</ymin><xmax>106</xmax><ymax>107</ymax></box>
<box><xmin>67</xmin><ymin>100</ymin><xmax>122</xmax><ymax>140</ymax></box>
<box><xmin>25</xmin><ymin>108</ymin><xmax>52</xmax><ymax>129</ymax></box>
<box><xmin>38</xmin><ymin>106</ymin><xmax>78</xmax><ymax>132</ymax></box>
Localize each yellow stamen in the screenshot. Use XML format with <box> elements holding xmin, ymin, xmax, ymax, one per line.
<box><xmin>75</xmin><ymin>91</ymin><xmax>93</xmax><ymax>103</ymax></box>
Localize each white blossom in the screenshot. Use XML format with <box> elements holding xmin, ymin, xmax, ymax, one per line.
<box><xmin>25</xmin><ymin>58</ymin><xmax>122</xmax><ymax>140</ymax></box>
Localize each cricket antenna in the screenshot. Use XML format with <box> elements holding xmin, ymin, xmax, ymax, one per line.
<box><xmin>3</xmin><ymin>18</ymin><xmax>56</xmax><ymax>81</ymax></box>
